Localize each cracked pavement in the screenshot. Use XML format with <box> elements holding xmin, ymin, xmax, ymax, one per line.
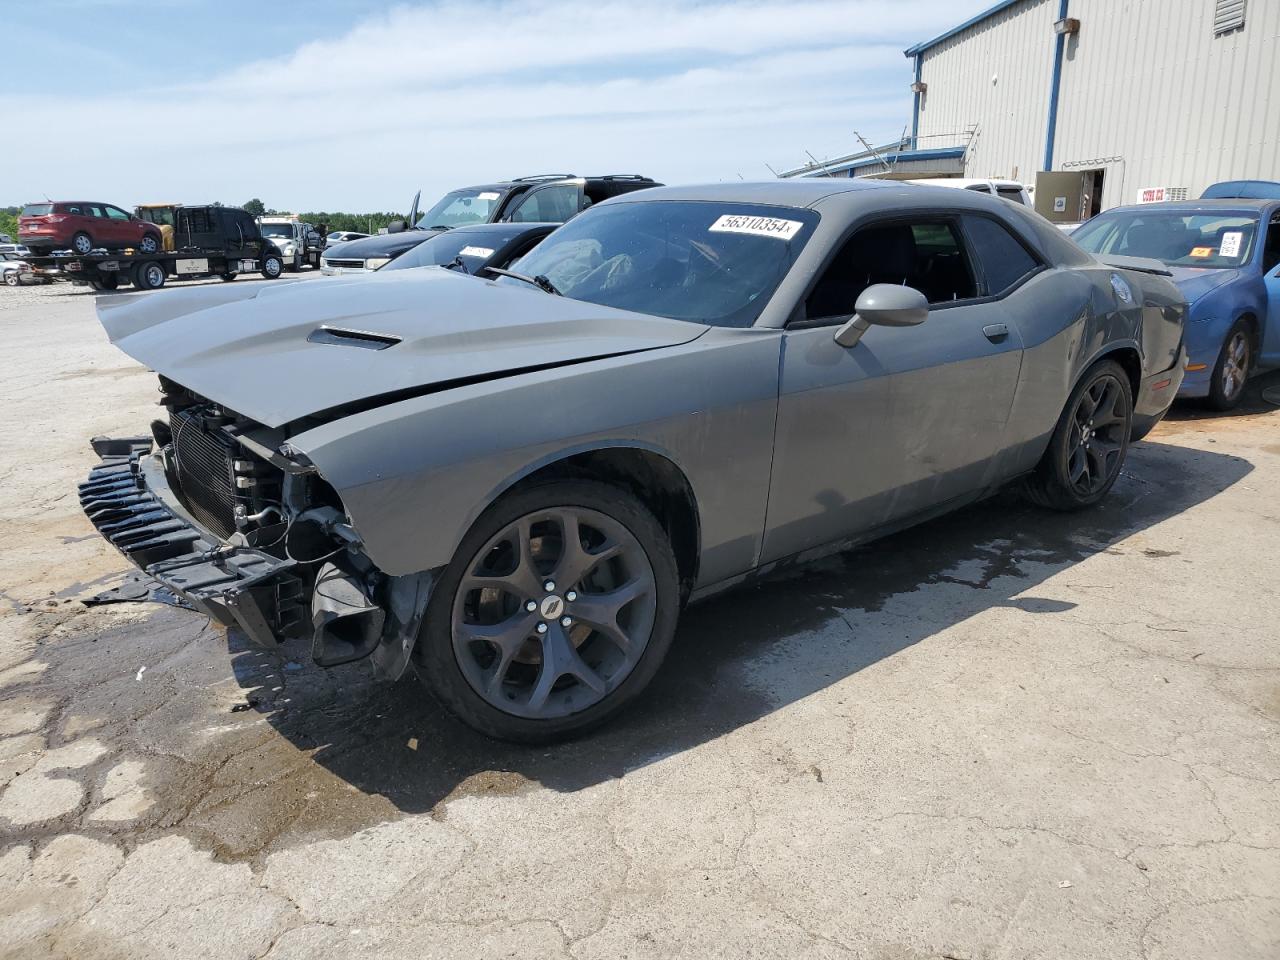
<box><xmin>1</xmin><ymin>281</ymin><xmax>1278</xmax><ymax>959</ymax></box>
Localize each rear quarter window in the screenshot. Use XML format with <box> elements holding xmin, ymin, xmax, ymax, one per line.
<box><xmin>962</xmin><ymin>215</ymin><xmax>1044</xmax><ymax>294</ymax></box>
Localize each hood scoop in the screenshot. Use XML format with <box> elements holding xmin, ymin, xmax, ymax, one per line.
<box><xmin>307</xmin><ymin>326</ymin><xmax>401</xmax><ymax>350</ymax></box>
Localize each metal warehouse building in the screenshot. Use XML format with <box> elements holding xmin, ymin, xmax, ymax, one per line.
<box><xmin>787</xmin><ymin>0</ymin><xmax>1278</xmax><ymax>223</ymax></box>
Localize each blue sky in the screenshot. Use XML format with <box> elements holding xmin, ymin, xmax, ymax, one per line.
<box><xmin>3</xmin><ymin>0</ymin><xmax>992</xmax><ymax>212</ymax></box>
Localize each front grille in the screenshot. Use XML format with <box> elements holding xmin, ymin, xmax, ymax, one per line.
<box><xmin>170</xmin><ymin>408</ymin><xmax>238</xmax><ymax>539</ymax></box>
<box><xmin>324</xmin><ymin>258</ymin><xmax>364</xmax><ymax>269</ymax></box>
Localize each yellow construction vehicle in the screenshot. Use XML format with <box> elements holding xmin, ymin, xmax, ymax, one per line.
<box><xmin>134</xmin><ymin>203</ymin><xmax>181</xmax><ymax>251</ymax></box>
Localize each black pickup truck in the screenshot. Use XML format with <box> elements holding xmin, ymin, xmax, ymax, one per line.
<box><xmin>29</xmin><ymin>204</ymin><xmax>286</xmax><ymax>290</ymax></box>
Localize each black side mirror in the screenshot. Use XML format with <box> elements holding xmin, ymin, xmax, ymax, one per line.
<box><xmin>834</xmin><ymin>284</ymin><xmax>929</xmax><ymax>348</ymax></box>
<box><xmin>386</xmin><ymin>220</ymin><xmax>406</xmax><ymax>234</ymax></box>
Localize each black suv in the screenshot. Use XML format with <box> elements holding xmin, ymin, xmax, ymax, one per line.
<box><xmin>320</xmin><ymin>174</ymin><xmax>659</xmax><ymax>274</ymax></box>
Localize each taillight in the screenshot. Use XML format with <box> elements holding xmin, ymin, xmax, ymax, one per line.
<box><xmin>45</xmin><ymin>215</ymin><xmax>66</xmax><ymax>223</ymax></box>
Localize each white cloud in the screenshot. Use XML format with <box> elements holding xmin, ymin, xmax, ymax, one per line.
<box><xmin>2</xmin><ymin>0</ymin><xmax>985</xmax><ymax>210</ymax></box>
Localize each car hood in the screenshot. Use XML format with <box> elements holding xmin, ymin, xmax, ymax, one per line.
<box><xmin>324</xmin><ymin>230</ymin><xmax>442</xmax><ymax>261</ymax></box>
<box><xmin>1166</xmin><ymin>266</ymin><xmax>1240</xmax><ymax>304</ymax></box>
<box><xmin>97</xmin><ymin>269</ymin><xmax>708</xmax><ymax>429</ymax></box>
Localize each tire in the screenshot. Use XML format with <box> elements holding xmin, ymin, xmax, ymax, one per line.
<box><xmin>1023</xmin><ymin>359</ymin><xmax>1133</xmax><ymax>511</ymax></box>
<box><xmin>1206</xmin><ymin>319</ymin><xmax>1253</xmax><ymax>411</ymax></box>
<box><xmin>96</xmin><ymin>273</ymin><xmax>120</xmax><ymax>291</ymax></box>
<box><xmin>132</xmin><ymin>261</ymin><xmax>166</xmax><ymax>290</ymax></box>
<box><xmin>138</xmin><ymin>233</ymin><xmax>160</xmax><ymax>254</ymax></box>
<box><xmin>220</xmin><ymin>271</ymin><xmax>238</xmax><ymax>281</ymax></box>
<box><xmin>261</xmin><ymin>255</ymin><xmax>283</xmax><ymax>279</ymax></box>
<box><xmin>87</xmin><ymin>279</ymin><xmax>104</xmax><ymax>291</ymax></box>
<box><xmin>286</xmin><ymin>254</ymin><xmax>301</xmax><ymax>272</ymax></box>
<box><xmin>414</xmin><ymin>479</ymin><xmax>681</xmax><ymax>743</ymax></box>
<box><xmin>71</xmin><ymin>232</ymin><xmax>93</xmax><ymax>255</ymax></box>
<box><xmin>4</xmin><ymin>272</ymin><xmax>17</xmax><ymax>287</ymax></box>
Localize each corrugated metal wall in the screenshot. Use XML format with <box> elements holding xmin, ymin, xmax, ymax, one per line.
<box><xmin>916</xmin><ymin>0</ymin><xmax>1280</xmax><ymax>208</ymax></box>
<box><xmin>1055</xmin><ymin>0</ymin><xmax>1280</xmax><ymax>207</ymax></box>
<box><xmin>916</xmin><ymin>0</ymin><xmax>1056</xmax><ymax>184</ymax></box>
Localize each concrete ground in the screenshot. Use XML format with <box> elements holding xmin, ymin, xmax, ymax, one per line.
<box><xmin>0</xmin><ymin>277</ymin><xmax>1277</xmax><ymax>960</ymax></box>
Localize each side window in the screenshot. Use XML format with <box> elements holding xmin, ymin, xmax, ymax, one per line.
<box><xmin>961</xmin><ymin>215</ymin><xmax>1043</xmax><ymax>295</ymax></box>
<box><xmin>1263</xmin><ymin>216</ymin><xmax>1280</xmax><ymax>274</ymax></box>
<box><xmin>806</xmin><ymin>219</ymin><xmax>978</xmax><ymax>320</ymax></box>
<box><xmin>509</xmin><ymin>184</ymin><xmax>583</xmax><ymax>223</ymax></box>
<box><xmin>105</xmin><ymin>205</ymin><xmax>130</xmax><ymax>220</ymax></box>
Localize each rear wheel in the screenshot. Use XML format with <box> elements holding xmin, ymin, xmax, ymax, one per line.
<box><xmin>1206</xmin><ymin>320</ymin><xmax>1252</xmax><ymax>411</ymax></box>
<box><xmin>138</xmin><ymin>233</ymin><xmax>160</xmax><ymax>254</ymax></box>
<box><xmin>1023</xmin><ymin>359</ymin><xmax>1133</xmax><ymax>511</ymax></box>
<box><xmin>414</xmin><ymin>480</ymin><xmax>680</xmax><ymax>743</ymax></box>
<box><xmin>97</xmin><ymin>273</ymin><xmax>119</xmax><ymax>291</ymax></box>
<box><xmin>71</xmin><ymin>232</ymin><xmax>93</xmax><ymax>255</ymax></box>
<box><xmin>220</xmin><ymin>271</ymin><xmax>238</xmax><ymax>281</ymax></box>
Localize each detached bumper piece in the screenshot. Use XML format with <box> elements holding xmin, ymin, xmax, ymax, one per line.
<box><xmin>79</xmin><ymin>440</ymin><xmax>305</xmax><ymax>648</ymax></box>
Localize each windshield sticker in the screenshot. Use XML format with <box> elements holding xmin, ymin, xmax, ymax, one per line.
<box><xmin>1189</xmin><ymin>246</ymin><xmax>1214</xmax><ymax>258</ymax></box>
<box><xmin>1219</xmin><ymin>231</ymin><xmax>1243</xmax><ymax>258</ymax></box>
<box><xmin>458</xmin><ymin>245</ymin><xmax>495</xmax><ymax>258</ymax></box>
<box><xmin>709</xmin><ymin>215</ymin><xmax>803</xmax><ymax>241</ymax></box>
<box><xmin>477</xmin><ymin>192</ymin><xmax>500</xmax><ymax>201</ymax></box>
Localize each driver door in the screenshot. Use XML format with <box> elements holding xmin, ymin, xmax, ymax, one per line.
<box><xmin>1260</xmin><ymin>212</ymin><xmax>1280</xmax><ymax>364</ymax></box>
<box><xmin>761</xmin><ymin>217</ymin><xmax>1024</xmax><ymax>563</ymax></box>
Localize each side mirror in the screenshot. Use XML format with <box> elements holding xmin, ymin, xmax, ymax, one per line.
<box><xmin>833</xmin><ymin>284</ymin><xmax>929</xmax><ymax>348</ymax></box>
<box><xmin>386</xmin><ymin>219</ymin><xmax>407</xmax><ymax>234</ymax></box>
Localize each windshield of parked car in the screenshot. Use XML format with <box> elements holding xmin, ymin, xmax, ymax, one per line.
<box><xmin>501</xmin><ymin>201</ymin><xmax>818</xmax><ymax>327</ymax></box>
<box><xmin>383</xmin><ymin>228</ymin><xmax>522</xmax><ymax>272</ymax></box>
<box><xmin>1074</xmin><ymin>209</ymin><xmax>1259</xmax><ymax>269</ymax></box>
<box><xmin>414</xmin><ymin>190</ymin><xmax>503</xmax><ymax>229</ymax></box>
<box><xmin>259</xmin><ymin>222</ymin><xmax>295</xmax><ymax>238</ymax></box>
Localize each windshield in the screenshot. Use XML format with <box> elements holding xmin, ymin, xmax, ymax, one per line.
<box><xmin>414</xmin><ymin>189</ymin><xmax>503</xmax><ymax>229</ymax></box>
<box><xmin>503</xmin><ymin>201</ymin><xmax>818</xmax><ymax>327</ymax></box>
<box><xmin>138</xmin><ymin>208</ymin><xmax>175</xmax><ymax>226</ymax></box>
<box><xmin>382</xmin><ymin>229</ymin><xmax>516</xmax><ymax>272</ymax></box>
<box><xmin>259</xmin><ymin>222</ymin><xmax>295</xmax><ymax>238</ymax></box>
<box><xmin>1074</xmin><ymin>210</ymin><xmax>1259</xmax><ymax>268</ymax></box>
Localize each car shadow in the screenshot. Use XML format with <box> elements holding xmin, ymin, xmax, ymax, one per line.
<box><xmin>228</xmin><ymin>438</ymin><xmax>1251</xmax><ymax>814</ymax></box>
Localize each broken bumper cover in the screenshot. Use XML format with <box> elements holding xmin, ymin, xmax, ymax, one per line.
<box><xmin>78</xmin><ymin>438</ymin><xmax>304</xmax><ymax>648</ymax></box>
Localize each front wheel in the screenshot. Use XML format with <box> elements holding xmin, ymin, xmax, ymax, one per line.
<box><xmin>1206</xmin><ymin>320</ymin><xmax>1252</xmax><ymax>411</ymax></box>
<box><xmin>261</xmin><ymin>255</ymin><xmax>283</xmax><ymax>279</ymax></box>
<box><xmin>4</xmin><ymin>272</ymin><xmax>18</xmax><ymax>287</ymax></box>
<box><xmin>1023</xmin><ymin>359</ymin><xmax>1133</xmax><ymax>511</ymax></box>
<box><xmin>132</xmin><ymin>261</ymin><xmax>166</xmax><ymax>290</ymax></box>
<box><xmin>414</xmin><ymin>480</ymin><xmax>680</xmax><ymax>743</ymax></box>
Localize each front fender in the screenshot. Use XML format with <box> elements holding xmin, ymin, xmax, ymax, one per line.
<box><xmin>290</xmin><ymin>328</ymin><xmax>784</xmax><ymax>586</ymax></box>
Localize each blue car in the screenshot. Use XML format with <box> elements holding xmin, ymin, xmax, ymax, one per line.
<box><xmin>1073</xmin><ymin>198</ymin><xmax>1280</xmax><ymax>409</ymax></box>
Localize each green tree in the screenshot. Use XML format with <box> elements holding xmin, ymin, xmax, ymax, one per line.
<box><xmin>243</xmin><ymin>198</ymin><xmax>266</xmax><ymax>217</ymax></box>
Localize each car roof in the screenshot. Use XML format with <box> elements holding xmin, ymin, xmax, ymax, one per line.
<box><xmin>601</xmin><ymin>179</ymin><xmax>898</xmax><ymax>208</ymax></box>
<box><xmin>1096</xmin><ymin>199</ymin><xmax>1275</xmax><ymax>215</ymax></box>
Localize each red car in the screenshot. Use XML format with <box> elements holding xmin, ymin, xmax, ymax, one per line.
<box><xmin>19</xmin><ymin>201</ymin><xmax>162</xmax><ymax>255</ymax></box>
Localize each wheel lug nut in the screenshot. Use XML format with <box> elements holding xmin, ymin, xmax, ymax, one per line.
<box><xmin>566</xmin><ymin>590</ymin><xmax>577</xmax><ymax>602</ymax></box>
<box><xmin>544</xmin><ymin>581</ymin><xmax>556</xmax><ymax>592</ymax></box>
<box><xmin>536</xmin><ymin>622</ymin><xmax>548</xmax><ymax>634</ymax></box>
<box><xmin>561</xmin><ymin>616</ymin><xmax>573</xmax><ymax>627</ymax></box>
<box><xmin>525</xmin><ymin>600</ymin><xmax>537</xmax><ymax>612</ymax></box>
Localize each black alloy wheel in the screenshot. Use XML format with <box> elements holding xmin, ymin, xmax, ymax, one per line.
<box><xmin>1024</xmin><ymin>359</ymin><xmax>1133</xmax><ymax>511</ymax></box>
<box><xmin>415</xmin><ymin>480</ymin><xmax>679</xmax><ymax>742</ymax></box>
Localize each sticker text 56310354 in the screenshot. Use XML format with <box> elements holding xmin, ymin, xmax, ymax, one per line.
<box><xmin>709</xmin><ymin>215</ymin><xmax>803</xmax><ymax>241</ymax></box>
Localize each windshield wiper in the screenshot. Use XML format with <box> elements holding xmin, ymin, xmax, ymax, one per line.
<box><xmin>484</xmin><ymin>267</ymin><xmax>561</xmax><ymax>295</ymax></box>
<box><xmin>443</xmin><ymin>256</ymin><xmax>469</xmax><ymax>275</ymax></box>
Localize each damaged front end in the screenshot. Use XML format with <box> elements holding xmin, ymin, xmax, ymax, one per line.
<box><xmin>79</xmin><ymin>380</ymin><xmax>433</xmax><ymax>680</ymax></box>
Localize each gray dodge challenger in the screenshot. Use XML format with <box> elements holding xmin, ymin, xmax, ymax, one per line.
<box><xmin>82</xmin><ymin>180</ymin><xmax>1186</xmax><ymax>741</ymax></box>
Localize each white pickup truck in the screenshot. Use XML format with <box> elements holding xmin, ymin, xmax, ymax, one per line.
<box><xmin>256</xmin><ymin>217</ymin><xmax>323</xmax><ymax>271</ymax></box>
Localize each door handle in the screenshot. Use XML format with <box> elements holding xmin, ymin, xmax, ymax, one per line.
<box><xmin>982</xmin><ymin>323</ymin><xmax>1010</xmax><ymax>343</ymax></box>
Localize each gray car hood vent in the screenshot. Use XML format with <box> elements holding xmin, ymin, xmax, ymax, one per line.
<box><xmin>97</xmin><ymin>268</ymin><xmax>708</xmax><ymax>428</ymax></box>
<box><xmin>307</xmin><ymin>326</ymin><xmax>402</xmax><ymax>350</ymax></box>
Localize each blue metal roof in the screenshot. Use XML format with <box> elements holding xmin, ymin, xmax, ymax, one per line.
<box><xmin>904</xmin><ymin>0</ymin><xmax>1026</xmax><ymax>57</ymax></box>
<box><xmin>823</xmin><ymin>146</ymin><xmax>965</xmax><ymax>176</ymax></box>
